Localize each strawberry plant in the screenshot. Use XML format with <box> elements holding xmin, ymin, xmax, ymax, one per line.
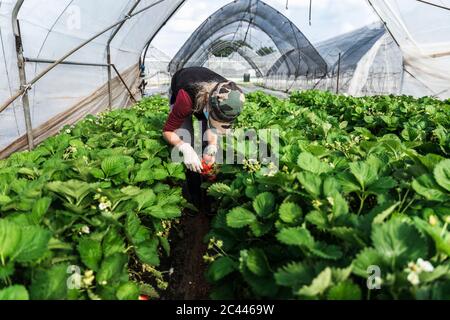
<box><xmin>205</xmin><ymin>91</ymin><xmax>450</xmax><ymax>300</ymax></box>
<box><xmin>0</xmin><ymin>96</ymin><xmax>187</xmax><ymax>300</ymax></box>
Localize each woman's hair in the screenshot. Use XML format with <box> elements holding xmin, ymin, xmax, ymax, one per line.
<box><xmin>194</xmin><ymin>81</ymin><xmax>220</xmax><ymax>112</ymax></box>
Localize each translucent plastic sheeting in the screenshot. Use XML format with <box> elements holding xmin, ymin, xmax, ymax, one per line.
<box><xmin>369</xmin><ymin>0</ymin><xmax>450</xmax><ymax>98</ymax></box>
<box><xmin>0</xmin><ymin>0</ymin><xmax>185</xmax><ymax>153</ymax></box>
<box><xmin>264</xmin><ymin>22</ymin><xmax>403</xmax><ymax>96</ymax></box>
<box><xmin>169</xmin><ymin>0</ymin><xmax>327</xmax><ymax>78</ymax></box>
<box><xmin>0</xmin><ymin>64</ymin><xmax>140</xmax><ymax>158</ymax></box>
<box><xmin>144</xmin><ymin>46</ymin><xmax>171</xmax><ymax>86</ymax></box>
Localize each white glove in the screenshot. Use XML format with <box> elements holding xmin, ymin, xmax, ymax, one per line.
<box><xmin>204</xmin><ymin>144</ymin><xmax>218</xmax><ymax>157</ymax></box>
<box><xmin>177</xmin><ymin>143</ymin><xmax>202</xmax><ymax>173</ymax></box>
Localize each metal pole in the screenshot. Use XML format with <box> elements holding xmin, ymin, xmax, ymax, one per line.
<box><xmin>0</xmin><ymin>0</ymin><xmax>165</xmax><ymax>114</ymax></box>
<box><xmin>111</xmin><ymin>64</ymin><xmax>137</xmax><ymax>103</ymax></box>
<box><xmin>142</xmin><ymin>0</ymin><xmax>187</xmax><ymax>68</ymax></box>
<box><xmin>416</xmin><ymin>0</ymin><xmax>450</xmax><ymax>11</ymax></box>
<box><xmin>12</xmin><ymin>0</ymin><xmax>34</xmax><ymax>150</ymax></box>
<box><xmin>107</xmin><ymin>0</ymin><xmax>143</xmax><ymax>110</ymax></box>
<box><xmin>336</xmin><ymin>52</ymin><xmax>341</xmax><ymax>94</ymax></box>
<box><xmin>24</xmin><ymin>58</ymin><xmax>108</xmax><ymax>68</ymax></box>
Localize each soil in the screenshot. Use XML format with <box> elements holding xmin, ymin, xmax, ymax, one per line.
<box><xmin>161</xmin><ymin>211</ymin><xmax>212</xmax><ymax>300</ymax></box>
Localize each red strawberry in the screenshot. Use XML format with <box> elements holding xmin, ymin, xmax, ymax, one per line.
<box><xmin>139</xmin><ymin>295</ymin><xmax>149</xmax><ymax>300</ymax></box>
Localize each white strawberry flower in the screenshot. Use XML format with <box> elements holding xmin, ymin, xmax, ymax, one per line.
<box><xmin>98</xmin><ymin>202</ymin><xmax>109</xmax><ymax>211</ymax></box>
<box><xmin>417</xmin><ymin>258</ymin><xmax>434</xmax><ymax>273</ymax></box>
<box><xmin>407</xmin><ymin>272</ymin><xmax>420</xmax><ymax>286</ymax></box>
<box><xmin>81</xmin><ymin>225</ymin><xmax>90</xmax><ymax>234</ymax></box>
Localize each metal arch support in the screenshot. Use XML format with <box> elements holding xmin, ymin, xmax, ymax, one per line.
<box><xmin>106</xmin><ymin>0</ymin><xmax>143</xmax><ymax>110</ymax></box>
<box><xmin>0</xmin><ymin>0</ymin><xmax>167</xmax><ymax>114</ymax></box>
<box><xmin>141</xmin><ymin>0</ymin><xmax>187</xmax><ymax>68</ymax></box>
<box><xmin>12</xmin><ymin>0</ymin><xmax>34</xmax><ymax>150</ymax></box>
<box><xmin>416</xmin><ymin>0</ymin><xmax>450</xmax><ymax>11</ymax></box>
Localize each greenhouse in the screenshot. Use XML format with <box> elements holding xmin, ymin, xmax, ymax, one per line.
<box><xmin>0</xmin><ymin>0</ymin><xmax>449</xmax><ymax>303</ymax></box>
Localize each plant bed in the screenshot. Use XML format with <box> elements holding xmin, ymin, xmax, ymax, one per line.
<box><xmin>204</xmin><ymin>91</ymin><xmax>450</xmax><ymax>300</ymax></box>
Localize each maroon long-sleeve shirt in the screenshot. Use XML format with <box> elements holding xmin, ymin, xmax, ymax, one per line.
<box><xmin>163</xmin><ymin>67</ymin><xmax>226</xmax><ymax>132</ymax></box>
<box><xmin>163</xmin><ymin>89</ymin><xmax>194</xmax><ymax>132</ymax></box>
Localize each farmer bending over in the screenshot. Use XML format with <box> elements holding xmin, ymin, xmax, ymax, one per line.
<box><xmin>163</xmin><ymin>66</ymin><xmax>245</xmax><ymax>207</ymax></box>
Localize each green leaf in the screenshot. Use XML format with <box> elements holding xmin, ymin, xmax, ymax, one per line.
<box><xmin>14</xmin><ymin>225</ymin><xmax>51</xmax><ymax>263</ymax></box>
<box><xmin>116</xmin><ymin>282</ymin><xmax>139</xmax><ymax>300</ymax></box>
<box><xmin>134</xmin><ymin>169</ymin><xmax>153</xmax><ymax>183</ymax></box>
<box><xmin>372</xmin><ymin>202</ymin><xmax>400</xmax><ymax>224</ymax></box>
<box><xmin>372</xmin><ymin>219</ymin><xmax>428</xmax><ymax>269</ymax></box>
<box><xmin>413</xmin><ymin>218</ymin><xmax>450</xmax><ymax>256</ymax></box>
<box><xmin>330</xmin><ymin>192</ymin><xmax>349</xmax><ymax>217</ymax></box>
<box><xmin>30</xmin><ymin>197</ymin><xmax>52</xmax><ymax>224</ymax></box>
<box><xmin>412</xmin><ymin>174</ymin><xmax>448</xmax><ymax>202</ymax></box>
<box><xmin>240</xmin><ymin>264</ymin><xmax>278</xmax><ymax>298</ymax></box>
<box><xmin>78</xmin><ymin>237</ymin><xmax>102</xmax><ymax>271</ymax></box>
<box><xmin>368</xmin><ymin>177</ymin><xmax>397</xmax><ymax>194</ymax></box>
<box><xmin>46</xmin><ymin>180</ymin><xmax>95</xmax><ymax>205</ymax></box>
<box><xmin>352</xmin><ymin>248</ymin><xmax>384</xmax><ymax>277</ymax></box>
<box><xmin>275</xmin><ymin>262</ymin><xmax>315</xmax><ymax>288</ymax></box>
<box><xmin>0</xmin><ymin>262</ymin><xmax>14</xmax><ymax>280</ymax></box>
<box><xmin>102</xmin><ymin>228</ymin><xmax>125</xmax><ymax>257</ymax></box>
<box><xmin>151</xmin><ymin>168</ymin><xmax>169</xmax><ymax>180</ymax></box>
<box><xmin>249</xmin><ymin>221</ymin><xmax>272</xmax><ymax>237</ymax></box>
<box><xmin>165</xmin><ymin>162</ymin><xmax>185</xmax><ymax>180</ymax></box>
<box><xmin>0</xmin><ymin>285</ymin><xmax>29</xmax><ymax>300</ymax></box>
<box><xmin>306</xmin><ymin>210</ymin><xmax>328</xmax><ymax>228</ymax></box>
<box><xmin>434</xmin><ymin>159</ymin><xmax>450</xmax><ymax>192</ymax></box>
<box><xmin>97</xmin><ymin>253</ymin><xmax>128</xmax><ymax>284</ymax></box>
<box><xmin>279</xmin><ymin>202</ymin><xmax>303</xmax><ymax>224</ymax></box>
<box><xmin>159</xmin><ymin>236</ymin><xmax>170</xmax><ymax>256</ymax></box>
<box><xmin>226</xmin><ymin>207</ymin><xmax>256</xmax><ymax>228</ymax></box>
<box><xmin>134</xmin><ymin>189</ymin><xmax>156</xmax><ymax>211</ymax></box>
<box><xmin>126</xmin><ymin>213</ymin><xmax>149</xmax><ymax>245</ymax></box>
<box><xmin>349</xmin><ymin>161</ymin><xmax>378</xmax><ymax>190</ymax></box>
<box><xmin>297</xmin><ymin>152</ymin><xmax>330</xmax><ymax>175</ymax></box>
<box><xmin>0</xmin><ymin>219</ymin><xmax>22</xmax><ymax>259</ymax></box>
<box><xmin>30</xmin><ymin>264</ymin><xmax>68</xmax><ymax>300</ymax></box>
<box><xmin>297</xmin><ymin>268</ymin><xmax>332</xmax><ymax>297</ymax></box>
<box><xmin>327</xmin><ymin>281</ymin><xmax>362</xmax><ymax>300</ymax></box>
<box><xmin>310</xmin><ymin>242</ymin><xmax>343</xmax><ymax>260</ymax></box>
<box><xmin>277</xmin><ymin>227</ymin><xmax>314</xmax><ymax>247</ymax></box>
<box><xmin>323</xmin><ymin>177</ymin><xmax>340</xmax><ymax>196</ymax></box>
<box><xmin>207</xmin><ymin>256</ymin><xmax>237</xmax><ymax>282</ymax></box>
<box><xmin>253</xmin><ymin>192</ymin><xmax>275</xmax><ymax>217</ymax></box>
<box><xmin>101</xmin><ymin>155</ymin><xmax>135</xmax><ymax>177</ymax></box>
<box><xmin>297</xmin><ymin>172</ymin><xmax>322</xmax><ymax>196</ymax></box>
<box><xmin>244</xmin><ymin>249</ymin><xmax>270</xmax><ymax>276</ymax></box>
<box><xmin>147</xmin><ymin>205</ymin><xmax>182</xmax><ymax>219</ymax></box>
<box><xmin>135</xmin><ymin>238</ymin><xmax>160</xmax><ymax>266</ymax></box>
<box><xmin>208</xmin><ymin>183</ymin><xmax>232</xmax><ymax>198</ymax></box>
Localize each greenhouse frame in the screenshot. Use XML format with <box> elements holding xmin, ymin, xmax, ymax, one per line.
<box><xmin>0</xmin><ymin>0</ymin><xmax>449</xmax><ymax>303</ymax></box>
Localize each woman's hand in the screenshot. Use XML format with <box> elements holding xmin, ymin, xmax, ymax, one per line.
<box><xmin>177</xmin><ymin>143</ymin><xmax>202</xmax><ymax>173</ymax></box>
<box><xmin>203</xmin><ymin>144</ymin><xmax>218</xmax><ymax>166</ymax></box>
<box><xmin>203</xmin><ymin>154</ymin><xmax>216</xmax><ymax>166</ymax></box>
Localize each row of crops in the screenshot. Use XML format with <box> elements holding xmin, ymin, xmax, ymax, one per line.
<box><xmin>205</xmin><ymin>91</ymin><xmax>450</xmax><ymax>299</ymax></box>
<box><xmin>0</xmin><ymin>96</ymin><xmax>187</xmax><ymax>300</ymax></box>
<box><xmin>0</xmin><ymin>91</ymin><xmax>449</xmax><ymax>300</ymax></box>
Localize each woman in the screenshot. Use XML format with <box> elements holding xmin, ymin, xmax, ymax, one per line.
<box><xmin>163</xmin><ymin>66</ymin><xmax>245</xmax><ymax>208</ymax></box>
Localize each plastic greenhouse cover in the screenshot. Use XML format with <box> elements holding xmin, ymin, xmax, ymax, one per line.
<box><xmin>1</xmin><ymin>0</ymin><xmax>450</xmax><ymax>155</ymax></box>
<box><xmin>0</xmin><ymin>0</ymin><xmax>184</xmax><ymax>152</ymax></box>
<box><xmin>369</xmin><ymin>0</ymin><xmax>450</xmax><ymax>98</ymax></box>
<box><xmin>169</xmin><ymin>0</ymin><xmax>328</xmax><ymax>77</ymax></box>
